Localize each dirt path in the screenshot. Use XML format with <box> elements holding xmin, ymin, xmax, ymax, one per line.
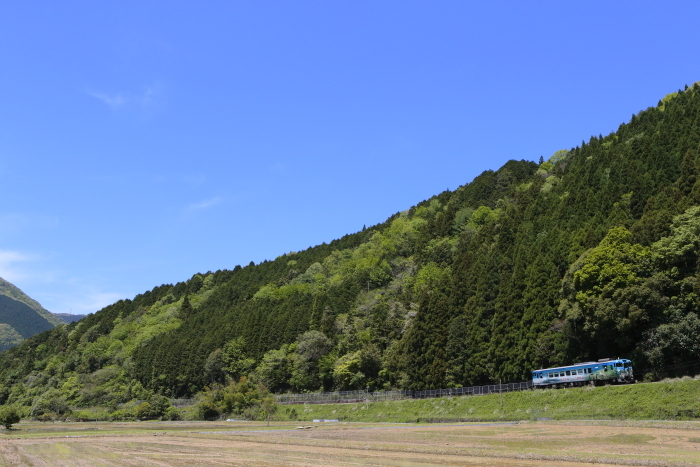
<box><xmin>1</xmin><ymin>420</ymin><xmax>698</xmax><ymax>466</ymax></box>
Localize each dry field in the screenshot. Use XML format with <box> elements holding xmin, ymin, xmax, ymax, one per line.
<box><xmin>2</xmin><ymin>420</ymin><xmax>700</xmax><ymax>466</ymax></box>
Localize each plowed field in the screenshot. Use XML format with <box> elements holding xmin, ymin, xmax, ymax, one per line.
<box><xmin>1</xmin><ymin>420</ymin><xmax>699</xmax><ymax>466</ymax></box>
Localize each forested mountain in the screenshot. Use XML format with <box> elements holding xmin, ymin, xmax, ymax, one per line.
<box><xmin>0</xmin><ymin>278</ymin><xmax>67</xmax><ymax>351</ymax></box>
<box><xmin>2</xmin><ymin>83</ymin><xmax>700</xmax><ymax>410</ymax></box>
<box><xmin>0</xmin><ymin>278</ymin><xmax>65</xmax><ymax>327</ymax></box>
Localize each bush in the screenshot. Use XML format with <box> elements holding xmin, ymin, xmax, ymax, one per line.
<box><xmin>109</xmin><ymin>409</ymin><xmax>136</xmax><ymax>421</ymax></box>
<box><xmin>196</xmin><ymin>377</ymin><xmax>275</xmax><ymax>420</ymax></box>
<box><xmin>285</xmin><ymin>407</ymin><xmax>299</xmax><ymax>420</ymax></box>
<box><xmin>135</xmin><ymin>402</ymin><xmax>153</xmax><ymax>420</ymax></box>
<box><xmin>135</xmin><ymin>395</ymin><xmax>173</xmax><ymax>420</ymax></box>
<box><xmin>163</xmin><ymin>406</ymin><xmax>181</xmax><ymax>421</ymax></box>
<box><xmin>37</xmin><ymin>413</ymin><xmax>55</xmax><ymax>422</ymax></box>
<box><xmin>0</xmin><ymin>406</ymin><xmax>22</xmax><ymax>429</ymax></box>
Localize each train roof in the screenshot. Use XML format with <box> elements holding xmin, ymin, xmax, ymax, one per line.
<box><xmin>532</xmin><ymin>358</ymin><xmax>630</xmax><ymax>372</ymax></box>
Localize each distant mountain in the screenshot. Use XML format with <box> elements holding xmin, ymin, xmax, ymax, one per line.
<box><xmin>0</xmin><ymin>277</ymin><xmax>71</xmax><ymax>350</ymax></box>
<box><xmin>0</xmin><ymin>278</ymin><xmax>64</xmax><ymax>327</ymax></box>
<box><xmin>53</xmin><ymin>313</ymin><xmax>87</xmax><ymax>324</ymax></box>
<box><xmin>0</xmin><ymin>295</ymin><xmax>55</xmax><ymax>350</ymax></box>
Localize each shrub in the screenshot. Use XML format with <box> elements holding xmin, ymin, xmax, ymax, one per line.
<box><xmin>196</xmin><ymin>377</ymin><xmax>275</xmax><ymax>420</ymax></box>
<box><xmin>135</xmin><ymin>402</ymin><xmax>153</xmax><ymax>420</ymax></box>
<box><xmin>108</xmin><ymin>409</ymin><xmax>136</xmax><ymax>421</ymax></box>
<box><xmin>163</xmin><ymin>407</ymin><xmax>181</xmax><ymax>421</ymax></box>
<box><xmin>135</xmin><ymin>395</ymin><xmax>172</xmax><ymax>420</ymax></box>
<box><xmin>37</xmin><ymin>413</ymin><xmax>54</xmax><ymax>422</ymax></box>
<box><xmin>0</xmin><ymin>406</ymin><xmax>22</xmax><ymax>429</ymax></box>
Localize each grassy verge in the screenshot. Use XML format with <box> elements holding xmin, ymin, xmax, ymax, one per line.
<box><xmin>295</xmin><ymin>377</ymin><xmax>700</xmax><ymax>423</ymax></box>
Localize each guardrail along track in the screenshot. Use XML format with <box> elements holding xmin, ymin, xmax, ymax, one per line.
<box><xmin>275</xmin><ymin>381</ymin><xmax>533</xmax><ymax>405</ymax></box>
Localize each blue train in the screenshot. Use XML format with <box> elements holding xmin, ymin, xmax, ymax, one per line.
<box><xmin>532</xmin><ymin>358</ymin><xmax>634</xmax><ymax>388</ymax></box>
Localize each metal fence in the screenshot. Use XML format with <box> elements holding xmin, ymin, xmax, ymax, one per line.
<box><xmin>171</xmin><ymin>398</ymin><xmax>196</xmax><ymax>408</ymax></box>
<box><xmin>275</xmin><ymin>381</ymin><xmax>533</xmax><ymax>405</ymax></box>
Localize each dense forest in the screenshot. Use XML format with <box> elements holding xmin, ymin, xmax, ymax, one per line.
<box><xmin>2</xmin><ymin>83</ymin><xmax>700</xmax><ymax>414</ymax></box>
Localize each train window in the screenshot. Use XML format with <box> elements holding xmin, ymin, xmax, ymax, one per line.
<box><xmin>566</xmin><ymin>371</ymin><xmax>571</xmax><ymax>376</ymax></box>
<box><xmin>616</xmin><ymin>362</ymin><xmax>622</xmax><ymax>367</ymax></box>
<box><xmin>588</xmin><ymin>368</ymin><xmax>592</xmax><ymax>373</ymax></box>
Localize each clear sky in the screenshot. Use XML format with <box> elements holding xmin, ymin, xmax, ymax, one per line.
<box><xmin>1</xmin><ymin>1</ymin><xmax>699</xmax><ymax>315</ymax></box>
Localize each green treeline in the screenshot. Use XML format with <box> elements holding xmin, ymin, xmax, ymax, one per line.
<box><xmin>2</xmin><ymin>84</ymin><xmax>700</xmax><ymax>415</ymax></box>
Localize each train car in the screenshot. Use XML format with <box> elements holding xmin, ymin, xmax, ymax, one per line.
<box><xmin>531</xmin><ymin>358</ymin><xmax>634</xmax><ymax>388</ymax></box>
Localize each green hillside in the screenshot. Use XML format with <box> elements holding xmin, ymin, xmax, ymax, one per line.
<box><xmin>0</xmin><ymin>278</ymin><xmax>65</xmax><ymax>351</ymax></box>
<box><xmin>2</xmin><ymin>83</ymin><xmax>700</xmax><ymax>415</ymax></box>
<box><xmin>0</xmin><ymin>296</ymin><xmax>54</xmax><ymax>347</ymax></box>
<box><xmin>0</xmin><ymin>278</ymin><xmax>64</xmax><ymax>327</ymax></box>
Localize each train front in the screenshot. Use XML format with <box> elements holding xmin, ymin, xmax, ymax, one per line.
<box><xmin>616</xmin><ymin>359</ymin><xmax>635</xmax><ymax>383</ymax></box>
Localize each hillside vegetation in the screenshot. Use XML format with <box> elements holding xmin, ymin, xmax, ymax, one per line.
<box><xmin>2</xmin><ymin>83</ymin><xmax>700</xmax><ymax>418</ymax></box>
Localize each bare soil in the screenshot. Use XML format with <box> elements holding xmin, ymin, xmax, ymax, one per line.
<box><xmin>1</xmin><ymin>420</ymin><xmax>699</xmax><ymax>466</ymax></box>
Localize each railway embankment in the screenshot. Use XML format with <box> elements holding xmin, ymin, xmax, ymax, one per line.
<box><xmin>294</xmin><ymin>376</ymin><xmax>700</xmax><ymax>423</ymax></box>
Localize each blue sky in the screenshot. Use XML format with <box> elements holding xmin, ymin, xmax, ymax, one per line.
<box><xmin>1</xmin><ymin>1</ymin><xmax>699</xmax><ymax>315</ymax></box>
